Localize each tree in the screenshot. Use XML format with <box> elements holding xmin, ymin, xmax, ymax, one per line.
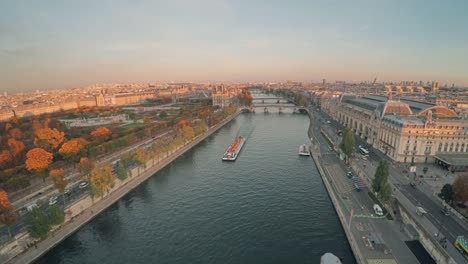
<box><xmin>78</xmin><ymin>157</ymin><xmax>93</xmax><ymax>174</ymax></box>
<box><xmin>182</xmin><ymin>125</ymin><xmax>195</xmax><ymax>141</ymax></box>
<box><xmin>7</xmin><ymin>138</ymin><xmax>25</xmax><ymax>161</ymax></box>
<box><xmin>48</xmin><ymin>205</ymin><xmax>65</xmax><ymax>226</ymax></box>
<box><xmin>0</xmin><ymin>150</ymin><xmax>13</xmax><ymax>169</ymax></box>
<box><xmin>50</xmin><ymin>169</ymin><xmax>67</xmax><ymax>205</ymax></box>
<box><xmin>34</xmin><ymin>128</ymin><xmax>65</xmax><ymax>151</ymax></box>
<box><xmin>159</xmin><ymin>111</ymin><xmax>168</xmax><ymax>119</ymax></box>
<box><xmin>440</xmin><ymin>184</ymin><xmax>454</xmax><ymax>204</ymax></box>
<box><xmin>25</xmin><ymin>148</ymin><xmax>53</xmax><ymax>181</ymax></box>
<box><xmin>372</xmin><ymin>160</ymin><xmax>392</xmax><ymax>202</ymax></box>
<box><xmin>0</xmin><ymin>190</ymin><xmax>12</xmax><ymax>209</ymax></box>
<box><xmin>143</xmin><ymin>116</ymin><xmax>152</xmax><ymax>136</ymax></box>
<box><xmin>89</xmin><ymin>164</ymin><xmax>115</xmax><ymax>199</ymax></box>
<box><xmin>8</xmin><ymin>128</ymin><xmax>23</xmax><ymax>140</ymax></box>
<box><xmin>26</xmin><ymin>207</ymin><xmax>50</xmax><ymax>239</ymax></box>
<box><xmin>339</xmin><ymin>128</ymin><xmax>354</xmax><ymax>161</ymax></box>
<box><xmin>0</xmin><ymin>207</ymin><xmax>18</xmax><ymax>237</ymax></box>
<box><xmin>59</xmin><ymin>138</ymin><xmax>89</xmax><ymax>163</ymax></box>
<box><xmin>90</xmin><ymin>127</ymin><xmax>112</xmax><ymax>141</ymax></box>
<box><xmin>116</xmin><ymin>162</ymin><xmax>128</xmax><ymax>180</ymax></box>
<box><xmin>0</xmin><ymin>191</ymin><xmax>18</xmax><ymax>237</ymax></box>
<box><xmin>452</xmin><ymin>174</ymin><xmax>468</xmax><ymax>204</ymax></box>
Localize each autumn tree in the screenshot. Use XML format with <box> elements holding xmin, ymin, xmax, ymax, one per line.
<box><xmin>452</xmin><ymin>174</ymin><xmax>468</xmax><ymax>204</ymax></box>
<box><xmin>34</xmin><ymin>128</ymin><xmax>65</xmax><ymax>151</ymax></box>
<box><xmin>25</xmin><ymin>148</ymin><xmax>53</xmax><ymax>181</ymax></box>
<box><xmin>8</xmin><ymin>128</ymin><xmax>23</xmax><ymax>140</ymax></box>
<box><xmin>90</xmin><ymin>127</ymin><xmax>112</xmax><ymax>142</ymax></box>
<box><xmin>0</xmin><ymin>150</ymin><xmax>13</xmax><ymax>169</ymax></box>
<box><xmin>7</xmin><ymin>138</ymin><xmax>25</xmax><ymax>161</ymax></box>
<box><xmin>0</xmin><ymin>190</ymin><xmax>18</xmax><ymax>237</ymax></box>
<box><xmin>89</xmin><ymin>164</ymin><xmax>116</xmax><ymax>199</ymax></box>
<box><xmin>78</xmin><ymin>157</ymin><xmax>94</xmax><ymax>174</ymax></box>
<box><xmin>50</xmin><ymin>169</ymin><xmax>68</xmax><ymax>206</ymax></box>
<box><xmin>59</xmin><ymin>138</ymin><xmax>89</xmax><ymax>163</ymax></box>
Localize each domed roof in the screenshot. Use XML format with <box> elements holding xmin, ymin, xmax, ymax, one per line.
<box><xmin>417</xmin><ymin>106</ymin><xmax>458</xmax><ymax>118</ymax></box>
<box><xmin>377</xmin><ymin>100</ymin><xmax>413</xmax><ymax>117</ymax></box>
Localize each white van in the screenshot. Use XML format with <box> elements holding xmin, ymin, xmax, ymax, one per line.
<box><xmin>373</xmin><ymin>204</ymin><xmax>383</xmax><ymax>216</ymax></box>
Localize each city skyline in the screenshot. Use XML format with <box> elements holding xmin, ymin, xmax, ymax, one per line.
<box><xmin>1</xmin><ymin>0</ymin><xmax>468</xmax><ymax>92</ymax></box>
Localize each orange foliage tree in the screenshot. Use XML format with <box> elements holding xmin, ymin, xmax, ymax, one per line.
<box><xmin>0</xmin><ymin>150</ymin><xmax>13</xmax><ymax>169</ymax></box>
<box><xmin>25</xmin><ymin>148</ymin><xmax>53</xmax><ymax>181</ymax></box>
<box><xmin>90</xmin><ymin>127</ymin><xmax>112</xmax><ymax>141</ymax></box>
<box><xmin>50</xmin><ymin>168</ymin><xmax>68</xmax><ymax>195</ymax></box>
<box><xmin>79</xmin><ymin>157</ymin><xmax>94</xmax><ymax>174</ymax></box>
<box><xmin>7</xmin><ymin>138</ymin><xmax>25</xmax><ymax>160</ymax></box>
<box><xmin>59</xmin><ymin>138</ymin><xmax>89</xmax><ymax>163</ymax></box>
<box><xmin>8</xmin><ymin>128</ymin><xmax>23</xmax><ymax>140</ymax></box>
<box><xmin>34</xmin><ymin>128</ymin><xmax>65</xmax><ymax>151</ymax></box>
<box><xmin>0</xmin><ymin>190</ymin><xmax>17</xmax><ymax>237</ymax></box>
<box><xmin>0</xmin><ymin>190</ymin><xmax>12</xmax><ymax>209</ymax></box>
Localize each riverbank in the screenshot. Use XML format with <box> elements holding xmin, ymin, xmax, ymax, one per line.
<box><xmin>7</xmin><ymin>112</ymin><xmax>240</xmax><ymax>264</ymax></box>
<box><xmin>306</xmin><ymin>109</ymin><xmax>364</xmax><ymax>264</ymax></box>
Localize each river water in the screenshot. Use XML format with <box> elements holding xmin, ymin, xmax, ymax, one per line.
<box><xmin>36</xmin><ymin>112</ymin><xmax>355</xmax><ymax>264</ymax></box>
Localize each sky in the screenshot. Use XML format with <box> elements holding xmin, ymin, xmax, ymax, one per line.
<box><xmin>1</xmin><ymin>0</ymin><xmax>468</xmax><ymax>92</ymax></box>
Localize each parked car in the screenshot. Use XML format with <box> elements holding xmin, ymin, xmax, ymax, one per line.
<box><xmin>79</xmin><ymin>181</ymin><xmax>89</xmax><ymax>189</ymax></box>
<box><xmin>347</xmin><ymin>171</ymin><xmax>353</xmax><ymax>178</ymax></box>
<box><xmin>48</xmin><ymin>196</ymin><xmax>58</xmax><ymax>206</ymax></box>
<box><xmin>373</xmin><ymin>204</ymin><xmax>384</xmax><ymax>216</ymax></box>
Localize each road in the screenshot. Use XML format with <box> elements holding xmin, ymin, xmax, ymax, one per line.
<box><xmin>399</xmin><ymin>185</ymin><xmax>468</xmax><ymax>243</ymax></box>
<box><xmin>309</xmin><ymin>107</ymin><xmax>419</xmax><ymax>263</ymax></box>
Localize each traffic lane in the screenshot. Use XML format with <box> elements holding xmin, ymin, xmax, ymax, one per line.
<box><xmin>398</xmin><ymin>185</ymin><xmax>468</xmax><ymax>242</ymax></box>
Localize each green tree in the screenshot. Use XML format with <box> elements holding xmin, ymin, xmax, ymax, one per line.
<box><xmin>48</xmin><ymin>205</ymin><xmax>65</xmax><ymax>226</ymax></box>
<box><xmin>159</xmin><ymin>111</ymin><xmax>168</xmax><ymax>119</ymax></box>
<box><xmin>339</xmin><ymin>128</ymin><xmax>354</xmax><ymax>162</ymax></box>
<box><xmin>26</xmin><ymin>207</ymin><xmax>50</xmax><ymax>239</ymax></box>
<box><xmin>440</xmin><ymin>183</ymin><xmax>454</xmax><ymax>204</ymax></box>
<box><xmin>372</xmin><ymin>160</ymin><xmax>392</xmax><ymax>202</ymax></box>
<box><xmin>116</xmin><ymin>162</ymin><xmax>128</xmax><ymax>180</ymax></box>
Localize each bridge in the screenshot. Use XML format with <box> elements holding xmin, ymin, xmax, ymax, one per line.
<box><xmin>252</xmin><ymin>97</ymin><xmax>286</xmax><ymax>101</ymax></box>
<box><xmin>241</xmin><ymin>105</ymin><xmax>308</xmax><ymax>114</ymax></box>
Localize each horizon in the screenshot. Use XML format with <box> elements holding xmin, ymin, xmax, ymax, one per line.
<box><xmin>1</xmin><ymin>0</ymin><xmax>468</xmax><ymax>92</ymax></box>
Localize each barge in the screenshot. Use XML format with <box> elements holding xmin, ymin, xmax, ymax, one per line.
<box><xmin>222</xmin><ymin>136</ymin><xmax>245</xmax><ymax>161</ymax></box>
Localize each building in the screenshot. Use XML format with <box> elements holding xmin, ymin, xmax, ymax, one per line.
<box><xmin>321</xmin><ymin>95</ymin><xmax>468</xmax><ymax>169</ymax></box>
<box><xmin>211</xmin><ymin>84</ymin><xmax>231</xmax><ymax>108</ymax></box>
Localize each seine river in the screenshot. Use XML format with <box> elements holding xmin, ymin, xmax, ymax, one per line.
<box><xmin>36</xmin><ymin>112</ymin><xmax>355</xmax><ymax>264</ymax></box>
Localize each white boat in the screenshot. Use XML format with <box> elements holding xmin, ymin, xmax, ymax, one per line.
<box><xmin>320</xmin><ymin>253</ymin><xmax>342</xmax><ymax>264</ymax></box>
<box><xmin>298</xmin><ymin>144</ymin><xmax>310</xmax><ymax>156</ymax></box>
<box><xmin>222</xmin><ymin>136</ymin><xmax>245</xmax><ymax>161</ymax></box>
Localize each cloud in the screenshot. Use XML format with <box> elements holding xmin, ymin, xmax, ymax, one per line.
<box><xmin>359</xmin><ymin>24</ymin><xmax>369</xmax><ymax>31</ymax></box>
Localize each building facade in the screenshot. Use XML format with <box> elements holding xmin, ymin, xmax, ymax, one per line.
<box><xmin>321</xmin><ymin>95</ymin><xmax>468</xmax><ymax>166</ymax></box>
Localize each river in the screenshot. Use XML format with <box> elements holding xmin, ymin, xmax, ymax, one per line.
<box><xmin>36</xmin><ymin>112</ymin><xmax>355</xmax><ymax>264</ymax></box>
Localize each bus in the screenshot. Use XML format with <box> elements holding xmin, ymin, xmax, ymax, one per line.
<box><xmin>358</xmin><ymin>146</ymin><xmax>369</xmax><ymax>156</ymax></box>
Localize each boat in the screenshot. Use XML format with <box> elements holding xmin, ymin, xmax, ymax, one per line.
<box><xmin>298</xmin><ymin>144</ymin><xmax>310</xmax><ymax>156</ymax></box>
<box><xmin>222</xmin><ymin>136</ymin><xmax>245</xmax><ymax>161</ymax></box>
<box><xmin>320</xmin><ymin>253</ymin><xmax>342</xmax><ymax>264</ymax></box>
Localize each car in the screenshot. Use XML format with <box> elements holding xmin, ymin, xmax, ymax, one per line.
<box><xmin>48</xmin><ymin>196</ymin><xmax>58</xmax><ymax>205</ymax></box>
<box><xmin>79</xmin><ymin>181</ymin><xmax>89</xmax><ymax>189</ymax></box>
<box><xmin>346</xmin><ymin>172</ymin><xmax>353</xmax><ymax>178</ymax></box>
<box><xmin>441</xmin><ymin>208</ymin><xmax>450</xmax><ymax>216</ymax></box>
<box><xmin>410</xmin><ymin>182</ymin><xmax>416</xmax><ymax>188</ymax></box>
<box><xmin>326</xmin><ymin>120</ymin><xmax>331</xmax><ymax>124</ymax></box>
<box><xmin>373</xmin><ymin>204</ymin><xmax>384</xmax><ymax>216</ymax></box>
<box><xmin>354</xmin><ymin>183</ymin><xmax>361</xmax><ymax>191</ymax></box>
<box><xmin>64</xmin><ymin>188</ymin><xmax>72</xmax><ymax>195</ymax></box>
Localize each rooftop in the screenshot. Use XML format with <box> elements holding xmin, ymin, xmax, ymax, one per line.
<box><xmin>434</xmin><ymin>153</ymin><xmax>468</xmax><ymax>166</ymax></box>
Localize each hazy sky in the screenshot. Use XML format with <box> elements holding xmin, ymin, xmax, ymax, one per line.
<box><xmin>1</xmin><ymin>0</ymin><xmax>468</xmax><ymax>91</ymax></box>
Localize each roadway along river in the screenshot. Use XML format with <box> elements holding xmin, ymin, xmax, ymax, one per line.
<box><xmin>36</xmin><ymin>112</ymin><xmax>355</xmax><ymax>264</ymax></box>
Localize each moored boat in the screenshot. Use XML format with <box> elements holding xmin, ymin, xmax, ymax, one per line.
<box><xmin>222</xmin><ymin>136</ymin><xmax>245</xmax><ymax>161</ymax></box>
<box><xmin>298</xmin><ymin>144</ymin><xmax>310</xmax><ymax>156</ymax></box>
<box><xmin>320</xmin><ymin>253</ymin><xmax>342</xmax><ymax>264</ymax></box>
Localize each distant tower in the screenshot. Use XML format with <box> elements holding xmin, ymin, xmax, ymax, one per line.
<box><xmin>323</xmin><ymin>79</ymin><xmax>326</xmax><ymax>85</ymax></box>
